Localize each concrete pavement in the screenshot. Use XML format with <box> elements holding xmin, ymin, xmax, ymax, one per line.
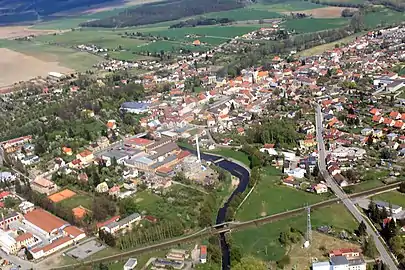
<box><xmin>315</xmin><ymin>104</ymin><xmax>398</xmax><ymax>270</ymax></box>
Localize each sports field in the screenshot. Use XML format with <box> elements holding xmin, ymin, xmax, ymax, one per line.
<box><xmin>48</xmin><ymin>189</ymin><xmax>76</xmax><ymax>203</ymax></box>
<box><xmin>58</xmin><ymin>192</ymin><xmax>93</xmax><ymax>210</ymax></box>
<box><xmin>236</xmin><ymin>166</ymin><xmax>331</xmax><ymax>221</ymax></box>
<box><xmin>232</xmin><ymin>203</ymin><xmax>358</xmax><ymax>262</ymax></box>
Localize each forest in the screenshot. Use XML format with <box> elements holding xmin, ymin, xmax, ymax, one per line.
<box><xmin>80</xmin><ymin>0</ymin><xmax>247</xmax><ymax>28</ymax></box>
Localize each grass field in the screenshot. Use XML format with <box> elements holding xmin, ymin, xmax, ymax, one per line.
<box><xmin>58</xmin><ymin>192</ymin><xmax>93</xmax><ymax>210</ymax></box>
<box><xmin>203</xmin><ymin>8</ymin><xmax>281</xmax><ymax>21</ymax></box>
<box><xmin>232</xmin><ymin>203</ymin><xmax>358</xmax><ymax>262</ymax></box>
<box><xmin>283</xmin><ymin>17</ymin><xmax>349</xmax><ymax>33</ymax></box>
<box><xmin>208</xmin><ymin>148</ymin><xmax>251</xmax><ymax>167</ymax></box>
<box><xmin>0</xmin><ymin>39</ymin><xmax>102</xmax><ymax>71</ymax></box>
<box><xmin>252</xmin><ymin>1</ymin><xmax>323</xmax><ymax>12</ymax></box>
<box><xmin>236</xmin><ymin>166</ymin><xmax>331</xmax><ymax>221</ymax></box>
<box><xmin>345</xmin><ymin>179</ymin><xmax>385</xmax><ymax>193</ymax></box>
<box><xmin>373</xmin><ymin>191</ymin><xmax>405</xmax><ymax>208</ymax></box>
<box><xmin>364</xmin><ymin>9</ymin><xmax>405</xmax><ymax>28</ymax></box>
<box><xmin>299</xmin><ymin>32</ymin><xmax>363</xmax><ymax>56</ymax></box>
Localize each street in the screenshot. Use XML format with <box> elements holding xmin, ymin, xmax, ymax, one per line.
<box><xmin>315</xmin><ymin>104</ymin><xmax>398</xmax><ymax>270</ymax></box>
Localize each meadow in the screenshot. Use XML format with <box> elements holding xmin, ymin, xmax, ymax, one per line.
<box><xmin>236</xmin><ymin>166</ymin><xmax>332</xmax><ymax>221</ymax></box>
<box><xmin>373</xmin><ymin>190</ymin><xmax>405</xmax><ymax>208</ymax></box>
<box><xmin>363</xmin><ymin>9</ymin><xmax>405</xmax><ymax>28</ymax></box>
<box><xmin>283</xmin><ymin>17</ymin><xmax>349</xmax><ymax>33</ymax></box>
<box><xmin>252</xmin><ymin>1</ymin><xmax>323</xmax><ymax>12</ymax></box>
<box><xmin>232</xmin><ymin>203</ymin><xmax>358</xmax><ymax>262</ymax></box>
<box><xmin>203</xmin><ymin>8</ymin><xmax>281</xmax><ymax>21</ymax></box>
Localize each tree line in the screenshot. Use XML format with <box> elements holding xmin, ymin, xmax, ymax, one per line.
<box><xmin>80</xmin><ymin>0</ymin><xmax>246</xmax><ymax>28</ymax></box>
<box><xmin>170</xmin><ymin>17</ymin><xmax>234</xmax><ymax>28</ymax></box>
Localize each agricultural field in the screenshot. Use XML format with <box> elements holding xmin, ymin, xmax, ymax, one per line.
<box><xmin>203</xmin><ymin>8</ymin><xmax>281</xmax><ymax>21</ymax></box>
<box><xmin>236</xmin><ymin>166</ymin><xmax>332</xmax><ymax>221</ymax></box>
<box><xmin>282</xmin><ymin>6</ymin><xmax>357</xmax><ymax>18</ymax></box>
<box><xmin>252</xmin><ymin>1</ymin><xmax>323</xmax><ymax>12</ymax></box>
<box><xmin>232</xmin><ymin>203</ymin><xmax>358</xmax><ymax>262</ymax></box>
<box><xmin>373</xmin><ymin>190</ymin><xmax>405</xmax><ymax>208</ymax></box>
<box><xmin>317</xmin><ymin>0</ymin><xmax>364</xmax><ymax>3</ymax></box>
<box><xmin>283</xmin><ymin>17</ymin><xmax>349</xmax><ymax>33</ymax></box>
<box><xmin>0</xmin><ymin>39</ymin><xmax>103</xmax><ymax>71</ymax></box>
<box><xmin>363</xmin><ymin>9</ymin><xmax>405</xmax><ymax>28</ymax></box>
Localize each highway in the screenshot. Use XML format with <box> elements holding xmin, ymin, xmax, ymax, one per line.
<box><xmin>315</xmin><ymin>104</ymin><xmax>398</xmax><ymax>270</ymax></box>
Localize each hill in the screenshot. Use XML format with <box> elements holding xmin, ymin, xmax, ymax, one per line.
<box><xmin>80</xmin><ymin>0</ymin><xmax>251</xmax><ymax>28</ymax></box>
<box><xmin>0</xmin><ymin>0</ymin><xmax>118</xmax><ymax>24</ymax></box>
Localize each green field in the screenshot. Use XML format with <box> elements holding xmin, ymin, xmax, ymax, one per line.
<box><xmin>252</xmin><ymin>1</ymin><xmax>323</xmax><ymax>12</ymax></box>
<box><xmin>203</xmin><ymin>8</ymin><xmax>281</xmax><ymax>21</ymax></box>
<box><xmin>236</xmin><ymin>166</ymin><xmax>332</xmax><ymax>221</ymax></box>
<box><xmin>58</xmin><ymin>192</ymin><xmax>93</xmax><ymax>210</ymax></box>
<box><xmin>345</xmin><ymin>180</ymin><xmax>385</xmax><ymax>193</ymax></box>
<box><xmin>0</xmin><ymin>39</ymin><xmax>103</xmax><ymax>71</ymax></box>
<box><xmin>208</xmin><ymin>148</ymin><xmax>251</xmax><ymax>167</ymax></box>
<box><xmin>373</xmin><ymin>191</ymin><xmax>405</xmax><ymax>208</ymax></box>
<box><xmin>364</xmin><ymin>9</ymin><xmax>405</xmax><ymax>28</ymax></box>
<box><xmin>283</xmin><ymin>18</ymin><xmax>349</xmax><ymax>33</ymax></box>
<box><xmin>318</xmin><ymin>0</ymin><xmax>364</xmax><ymax>3</ymax></box>
<box><xmin>232</xmin><ymin>203</ymin><xmax>358</xmax><ymax>262</ymax></box>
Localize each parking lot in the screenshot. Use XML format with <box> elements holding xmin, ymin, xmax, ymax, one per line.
<box><xmin>66</xmin><ymin>240</ymin><xmax>106</xmax><ymax>260</ymax></box>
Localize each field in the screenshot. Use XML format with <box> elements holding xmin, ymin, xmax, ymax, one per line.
<box><xmin>208</xmin><ymin>148</ymin><xmax>250</xmax><ymax>167</ymax></box>
<box><xmin>299</xmin><ymin>32</ymin><xmax>363</xmax><ymax>56</ymax></box>
<box><xmin>252</xmin><ymin>1</ymin><xmax>323</xmax><ymax>12</ymax></box>
<box><xmin>282</xmin><ymin>7</ymin><xmax>357</xmax><ymax>18</ymax></box>
<box><xmin>0</xmin><ymin>26</ymin><xmax>67</xmax><ymax>39</ymax></box>
<box><xmin>345</xmin><ymin>180</ymin><xmax>385</xmax><ymax>193</ymax></box>
<box><xmin>48</xmin><ymin>189</ymin><xmax>76</xmax><ymax>203</ymax></box>
<box><xmin>232</xmin><ymin>203</ymin><xmax>358</xmax><ymax>262</ymax></box>
<box><xmin>58</xmin><ymin>192</ymin><xmax>93</xmax><ymax>210</ymax></box>
<box><xmin>364</xmin><ymin>9</ymin><xmax>405</xmax><ymax>28</ymax></box>
<box><xmin>0</xmin><ymin>47</ymin><xmax>72</xmax><ymax>87</ymax></box>
<box><xmin>373</xmin><ymin>190</ymin><xmax>405</xmax><ymax>208</ymax></box>
<box><xmin>203</xmin><ymin>8</ymin><xmax>281</xmax><ymax>21</ymax></box>
<box><xmin>0</xmin><ymin>39</ymin><xmax>102</xmax><ymax>72</ymax></box>
<box><xmin>318</xmin><ymin>0</ymin><xmax>364</xmax><ymax>3</ymax></box>
<box><xmin>236</xmin><ymin>166</ymin><xmax>331</xmax><ymax>221</ymax></box>
<box><xmin>283</xmin><ymin>17</ymin><xmax>349</xmax><ymax>33</ymax></box>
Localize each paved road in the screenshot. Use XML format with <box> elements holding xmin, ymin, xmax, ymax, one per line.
<box><xmin>315</xmin><ymin>104</ymin><xmax>398</xmax><ymax>270</ymax></box>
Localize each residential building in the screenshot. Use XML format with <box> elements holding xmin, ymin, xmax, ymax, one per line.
<box><xmin>31</xmin><ymin>177</ymin><xmax>58</xmax><ymax>195</ymax></box>
<box><xmin>375</xmin><ymin>201</ymin><xmax>402</xmax><ymax>214</ymax></box>
<box><xmin>99</xmin><ymin>213</ymin><xmax>141</xmax><ymax>235</ymax></box>
<box><xmin>120</xmin><ymin>102</ymin><xmax>151</xmax><ymax>114</ymax></box>
<box><xmin>200</xmin><ymin>245</ymin><xmax>207</xmax><ymax>263</ymax></box>
<box><xmin>124</xmin><ymin>258</ymin><xmax>138</xmax><ymax>270</ymax></box>
<box><xmin>95</xmin><ymin>182</ymin><xmax>109</xmax><ymax>193</ymax></box>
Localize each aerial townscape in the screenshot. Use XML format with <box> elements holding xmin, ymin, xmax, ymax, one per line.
<box><xmin>1</xmin><ymin>0</ymin><xmax>405</xmax><ymax>270</ymax></box>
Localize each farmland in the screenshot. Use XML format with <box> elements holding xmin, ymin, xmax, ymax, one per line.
<box><xmin>283</xmin><ymin>17</ymin><xmax>349</xmax><ymax>33</ymax></box>
<box><xmin>373</xmin><ymin>190</ymin><xmax>405</xmax><ymax>208</ymax></box>
<box><xmin>232</xmin><ymin>203</ymin><xmax>358</xmax><ymax>262</ymax></box>
<box><xmin>236</xmin><ymin>166</ymin><xmax>332</xmax><ymax>221</ymax></box>
<box><xmin>252</xmin><ymin>1</ymin><xmax>323</xmax><ymax>12</ymax></box>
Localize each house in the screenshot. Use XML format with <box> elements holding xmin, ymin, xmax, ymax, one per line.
<box><xmin>95</xmin><ymin>182</ymin><xmax>109</xmax><ymax>193</ymax></box>
<box><xmin>260</xmin><ymin>144</ymin><xmax>278</xmax><ymax>156</ymax></box>
<box><xmin>99</xmin><ymin>213</ymin><xmax>141</xmax><ymax>235</ymax></box>
<box><xmin>334</xmin><ymin>174</ymin><xmax>348</xmax><ymax>187</ymax></box>
<box><xmin>286</xmin><ymin>167</ymin><xmax>306</xmax><ymax>179</ymax></box>
<box><xmin>19</xmin><ymin>201</ymin><xmax>34</xmax><ymax>214</ymax></box>
<box><xmin>106</xmin><ymin>120</ymin><xmax>117</xmax><ymax>130</ymax></box>
<box><xmin>62</xmin><ymin>147</ymin><xmax>73</xmax><ymax>156</ymax></box>
<box><xmin>120</xmin><ymin>102</ymin><xmax>150</xmax><ymax>114</ymax></box>
<box><xmin>390</xmin><ymin>111</ymin><xmax>402</xmax><ymax>120</ymax></box>
<box><xmin>200</xmin><ymin>245</ymin><xmax>207</xmax><ymax>264</ymax></box>
<box><xmin>31</xmin><ymin>177</ymin><xmax>58</xmax><ymax>195</ymax></box>
<box><xmin>329</xmin><ymin>248</ymin><xmax>361</xmax><ymax>258</ymax></box>
<box><xmin>124</xmin><ymin>258</ymin><xmax>138</xmax><ymax>270</ymax></box>
<box><xmin>76</xmin><ymin>150</ymin><xmax>94</xmax><ymax>165</ymax></box>
<box><xmin>108</xmin><ymin>186</ymin><xmax>120</xmax><ymax>197</ymax></box>
<box><xmin>77</xmin><ymin>173</ymin><xmax>88</xmax><ymax>182</ymax></box>
<box><xmin>313</xmin><ymin>183</ymin><xmax>328</xmax><ymax>194</ymax></box>
<box><xmin>282</xmin><ymin>176</ymin><xmax>298</xmax><ymax>187</ymax></box>
<box><xmin>375</xmin><ymin>201</ymin><xmax>402</xmax><ymax>214</ymax></box>
<box><xmin>193</xmin><ymin>40</ymin><xmax>201</xmax><ymax>46</ymax></box>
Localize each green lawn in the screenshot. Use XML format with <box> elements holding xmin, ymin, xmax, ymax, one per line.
<box><xmin>345</xmin><ymin>179</ymin><xmax>385</xmax><ymax>193</ymax></box>
<box><xmin>236</xmin><ymin>166</ymin><xmax>332</xmax><ymax>221</ymax></box>
<box><xmin>58</xmin><ymin>193</ymin><xmax>93</xmax><ymax>210</ymax></box>
<box><xmin>373</xmin><ymin>191</ymin><xmax>405</xmax><ymax>208</ymax></box>
<box><xmin>106</xmin><ymin>249</ymin><xmax>168</xmax><ymax>269</ymax></box>
<box><xmin>208</xmin><ymin>148</ymin><xmax>251</xmax><ymax>167</ymax></box>
<box><xmin>283</xmin><ymin>18</ymin><xmax>349</xmax><ymax>33</ymax></box>
<box><xmin>232</xmin><ymin>203</ymin><xmax>358</xmax><ymax>262</ymax></box>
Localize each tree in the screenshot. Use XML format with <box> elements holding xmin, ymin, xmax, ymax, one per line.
<box><xmin>399</xmin><ymin>182</ymin><xmax>405</xmax><ymax>193</ymax></box>
<box><xmin>25</xmin><ymin>248</ymin><xmax>33</xmax><ymax>260</ymax></box>
<box><xmin>277</xmin><ymin>255</ymin><xmax>291</xmax><ymax>269</ymax></box>
<box><xmin>119</xmin><ymin>197</ymin><xmax>139</xmax><ymax>216</ymax></box>
<box><xmin>14</xmin><ymin>180</ymin><xmax>22</xmax><ymax>194</ymax></box>
<box><xmin>363</xmin><ymin>238</ymin><xmax>378</xmax><ymax>258</ymax></box>
<box><xmin>93</xmin><ymin>262</ymin><xmax>109</xmax><ymax>270</ymax></box>
<box><xmin>233</xmin><ymin>256</ymin><xmax>267</xmax><ymax>270</ymax></box>
<box><xmin>357</xmin><ymin>221</ymin><xmax>367</xmax><ymax>237</ymax></box>
<box><xmin>207</xmin><ymin>243</ymin><xmax>221</xmax><ymax>264</ymax></box>
<box><xmin>230</xmin><ymin>245</ymin><xmax>242</xmax><ymax>264</ymax></box>
<box><xmin>198</xmin><ymin>204</ymin><xmax>213</xmax><ymax>227</ymax></box>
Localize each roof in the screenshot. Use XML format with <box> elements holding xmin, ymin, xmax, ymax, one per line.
<box><xmin>330</xmin><ymin>248</ymin><xmax>359</xmax><ymax>256</ymax></box>
<box><xmin>97</xmin><ymin>215</ymin><xmax>121</xmax><ymax>229</ymax></box>
<box><xmin>33</xmin><ymin>177</ymin><xmax>54</xmax><ymax>188</ymax></box>
<box><xmin>126</xmin><ymin>138</ymin><xmax>153</xmax><ymax>146</ymax></box>
<box><xmin>24</xmin><ymin>209</ymin><xmax>67</xmax><ymax>233</ymax></box>
<box><xmin>0</xmin><ymin>191</ymin><xmax>10</xmax><ymax>199</ymax></box>
<box><xmin>31</xmin><ymin>236</ymin><xmax>72</xmax><ymax>253</ymax></box>
<box><xmin>124</xmin><ymin>258</ymin><xmax>138</xmax><ymax>268</ymax></box>
<box><xmin>15</xmin><ymin>232</ymin><xmax>33</xmax><ymax>242</ymax></box>
<box><xmin>79</xmin><ymin>149</ymin><xmax>92</xmax><ymax>157</ymax></box>
<box><xmin>375</xmin><ymin>200</ymin><xmax>401</xmax><ymax>210</ymax></box>
<box><xmin>63</xmin><ymin>225</ymin><xmax>84</xmax><ymax>237</ymax></box>
<box><xmin>330</xmin><ymin>256</ymin><xmax>349</xmax><ymax>266</ymax></box>
<box><xmin>121</xmin><ymin>102</ymin><xmax>150</xmax><ymax>110</ymax></box>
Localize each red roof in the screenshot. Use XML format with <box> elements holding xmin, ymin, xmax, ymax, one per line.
<box><xmin>200</xmin><ymin>245</ymin><xmax>207</xmax><ymax>255</ymax></box>
<box><xmin>372</xmin><ymin>115</ymin><xmax>381</xmax><ymax>122</ymax></box>
<box><xmin>32</xmin><ymin>236</ymin><xmax>72</xmax><ymax>253</ymax></box>
<box><xmin>330</xmin><ymin>248</ymin><xmax>360</xmax><ymax>256</ymax></box>
<box><xmin>97</xmin><ymin>215</ymin><xmax>120</xmax><ymax>229</ymax></box>
<box><xmin>15</xmin><ymin>232</ymin><xmax>33</xmax><ymax>242</ymax></box>
<box><xmin>177</xmin><ymin>150</ymin><xmax>191</xmax><ymax>160</ymax></box>
<box><xmin>126</xmin><ymin>138</ymin><xmax>153</xmax><ymax>146</ymax></box>
<box><xmin>24</xmin><ymin>209</ymin><xmax>67</xmax><ymax>233</ymax></box>
<box><xmin>0</xmin><ymin>191</ymin><xmax>10</xmax><ymax>200</ymax></box>
<box><xmin>394</xmin><ymin>121</ymin><xmax>404</xmax><ymax>128</ymax></box>
<box><xmin>390</xmin><ymin>111</ymin><xmax>401</xmax><ymax>118</ymax></box>
<box><xmin>264</xmin><ymin>144</ymin><xmax>275</xmax><ymax>149</ymax></box>
<box><xmin>384</xmin><ymin>118</ymin><xmax>393</xmax><ymax>125</ymax></box>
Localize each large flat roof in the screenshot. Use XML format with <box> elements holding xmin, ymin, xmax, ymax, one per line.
<box><xmin>24</xmin><ymin>209</ymin><xmax>67</xmax><ymax>233</ymax></box>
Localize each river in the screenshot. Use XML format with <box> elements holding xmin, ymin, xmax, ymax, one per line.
<box><xmin>184</xmin><ymin>149</ymin><xmax>250</xmax><ymax>270</ymax></box>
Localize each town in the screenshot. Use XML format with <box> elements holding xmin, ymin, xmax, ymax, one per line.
<box><xmin>0</xmin><ymin>13</ymin><xmax>405</xmax><ymax>270</ymax></box>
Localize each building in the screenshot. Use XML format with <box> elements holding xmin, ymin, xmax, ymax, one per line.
<box><xmin>312</xmin><ymin>261</ymin><xmax>332</xmax><ymax>270</ymax></box>
<box><xmin>315</xmin><ymin>255</ymin><xmax>366</xmax><ymax>270</ymax></box>
<box><xmin>200</xmin><ymin>245</ymin><xmax>207</xmax><ymax>263</ymax></box>
<box><xmin>120</xmin><ymin>102</ymin><xmax>151</xmax><ymax>114</ymax></box>
<box><xmin>329</xmin><ymin>248</ymin><xmax>361</xmax><ymax>258</ymax></box>
<box><xmin>99</xmin><ymin>213</ymin><xmax>141</xmax><ymax>235</ymax></box>
<box><xmin>375</xmin><ymin>201</ymin><xmax>402</xmax><ymax>214</ymax></box>
<box><xmin>19</xmin><ymin>201</ymin><xmax>35</xmax><ymax>214</ymax></box>
<box><xmin>313</xmin><ymin>183</ymin><xmax>328</xmax><ymax>194</ymax></box>
<box><xmin>31</xmin><ymin>177</ymin><xmax>58</xmax><ymax>195</ymax></box>
<box><xmin>124</xmin><ymin>258</ymin><xmax>138</xmax><ymax>270</ymax></box>
<box><xmin>95</xmin><ymin>182</ymin><xmax>109</xmax><ymax>193</ymax></box>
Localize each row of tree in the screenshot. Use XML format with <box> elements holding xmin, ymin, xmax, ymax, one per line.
<box><xmin>170</xmin><ymin>17</ymin><xmax>234</xmax><ymax>28</ymax></box>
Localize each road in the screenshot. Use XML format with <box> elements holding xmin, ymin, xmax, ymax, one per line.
<box><xmin>315</xmin><ymin>104</ymin><xmax>398</xmax><ymax>270</ymax></box>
